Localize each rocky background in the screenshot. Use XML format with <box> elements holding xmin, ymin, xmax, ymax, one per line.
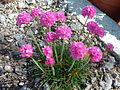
<box><xmin>0</xmin><ymin>0</ymin><xmax>120</xmax><ymax>90</ymax></box>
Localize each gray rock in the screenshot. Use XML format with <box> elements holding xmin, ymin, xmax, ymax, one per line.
<box><xmin>18</xmin><ymin>39</ymin><xmax>26</xmax><ymax>47</ymax></box>
<box><xmin>0</xmin><ymin>33</ymin><xmax>4</xmax><ymax>43</ymax></box>
<box><xmin>70</xmin><ymin>23</ymin><xmax>82</xmax><ymax>31</ymax></box>
<box><xmin>112</xmin><ymin>73</ymin><xmax>118</xmax><ymax>78</ymax></box>
<box><xmin>39</xmin><ymin>41</ymin><xmax>45</xmax><ymax>47</ymax></box>
<box><xmin>44</xmin><ymin>83</ymin><xmax>49</xmax><ymax>90</ymax></box>
<box><xmin>4</xmin><ymin>65</ymin><xmax>13</xmax><ymax>72</ymax></box>
<box><xmin>13</xmin><ymin>34</ymin><xmax>25</xmax><ymax>41</ymax></box>
<box><xmin>18</xmin><ymin>1</ymin><xmax>25</xmax><ymax>9</ymax></box>
<box><xmin>91</xmin><ymin>77</ymin><xmax>96</xmax><ymax>84</ymax></box>
<box><xmin>104</xmin><ymin>73</ymin><xmax>112</xmax><ymax>85</ymax></box>
<box><xmin>99</xmin><ymin>81</ymin><xmax>111</xmax><ymax>90</ymax></box>
<box><xmin>19</xmin><ymin>85</ymin><xmax>27</xmax><ymax>90</ymax></box>
<box><xmin>109</xmin><ymin>56</ymin><xmax>116</xmax><ymax>63</ymax></box>
<box><xmin>26</xmin><ymin>0</ymin><xmax>36</xmax><ymax>4</ymax></box>
<box><xmin>15</xmin><ymin>65</ymin><xmax>23</xmax><ymax>75</ymax></box>
<box><xmin>105</xmin><ymin>62</ymin><xmax>114</xmax><ymax>70</ymax></box>
<box><xmin>19</xmin><ymin>82</ymin><xmax>25</xmax><ymax>86</ymax></box>
<box><xmin>8</xmin><ymin>13</ymin><xmax>18</xmax><ymax>20</ymax></box>
<box><xmin>113</xmin><ymin>80</ymin><xmax>118</xmax><ymax>88</ymax></box>
<box><xmin>0</xmin><ymin>15</ymin><xmax>6</xmax><ymax>23</ymax></box>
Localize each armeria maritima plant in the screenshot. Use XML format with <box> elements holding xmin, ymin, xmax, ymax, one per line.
<box><xmin>18</xmin><ymin>5</ymin><xmax>109</xmax><ymax>89</ymax></box>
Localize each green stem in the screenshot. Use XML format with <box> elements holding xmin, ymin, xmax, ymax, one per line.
<box><xmin>78</xmin><ymin>16</ymin><xmax>88</xmax><ymax>41</ymax></box>
<box><xmin>53</xmin><ymin>41</ymin><xmax>58</xmax><ymax>63</ymax></box>
<box><xmin>78</xmin><ymin>57</ymin><xmax>91</xmax><ymax>72</ymax></box>
<box><xmin>68</xmin><ymin>59</ymin><xmax>76</xmax><ymax>72</ymax></box>
<box><xmin>49</xmin><ymin>27</ymin><xmax>51</xmax><ymax>32</ymax></box>
<box><xmin>52</xmin><ymin>66</ymin><xmax>55</xmax><ymax>76</ymax></box>
<box><xmin>84</xmin><ymin>31</ymin><xmax>90</xmax><ymax>45</ymax></box>
<box><xmin>31</xmin><ymin>57</ymin><xmax>45</xmax><ymax>73</ymax></box>
<box><xmin>26</xmin><ymin>24</ymin><xmax>44</xmax><ymax>56</ymax></box>
<box><xmin>60</xmin><ymin>39</ymin><xmax>65</xmax><ymax>62</ymax></box>
<box><xmin>37</xmin><ymin>18</ymin><xmax>45</xmax><ymax>38</ymax></box>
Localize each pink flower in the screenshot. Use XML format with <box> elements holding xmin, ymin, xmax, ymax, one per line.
<box><xmin>107</xmin><ymin>43</ymin><xmax>114</xmax><ymax>50</ymax></box>
<box><xmin>88</xmin><ymin>46</ymin><xmax>102</xmax><ymax>62</ymax></box>
<box><xmin>31</xmin><ymin>8</ymin><xmax>42</xmax><ymax>18</ymax></box>
<box><xmin>56</xmin><ymin>25</ymin><xmax>72</xmax><ymax>39</ymax></box>
<box><xmin>45</xmin><ymin>57</ymin><xmax>55</xmax><ymax>66</ymax></box>
<box><xmin>45</xmin><ymin>32</ymin><xmax>57</xmax><ymax>42</ymax></box>
<box><xmin>42</xmin><ymin>45</ymin><xmax>53</xmax><ymax>57</ymax></box>
<box><xmin>87</xmin><ymin>21</ymin><xmax>98</xmax><ymax>34</ymax></box>
<box><xmin>82</xmin><ymin>5</ymin><xmax>96</xmax><ymax>19</ymax></box>
<box><xmin>40</xmin><ymin>11</ymin><xmax>57</xmax><ymax>27</ymax></box>
<box><xmin>17</xmin><ymin>12</ymin><xmax>32</xmax><ymax>27</ymax></box>
<box><xmin>95</xmin><ymin>26</ymin><xmax>105</xmax><ymax>38</ymax></box>
<box><xmin>20</xmin><ymin>44</ymin><xmax>33</xmax><ymax>57</ymax></box>
<box><xmin>69</xmin><ymin>42</ymin><xmax>87</xmax><ymax>60</ymax></box>
<box><xmin>55</xmin><ymin>11</ymin><xmax>66</xmax><ymax>22</ymax></box>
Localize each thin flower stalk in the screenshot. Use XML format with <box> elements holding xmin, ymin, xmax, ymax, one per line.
<box><xmin>60</xmin><ymin>39</ymin><xmax>65</xmax><ymax>62</ymax></box>
<box><xmin>53</xmin><ymin>41</ymin><xmax>58</xmax><ymax>63</ymax></box>
<box><xmin>52</xmin><ymin>66</ymin><xmax>55</xmax><ymax>76</ymax></box>
<box><xmin>49</xmin><ymin>27</ymin><xmax>51</xmax><ymax>32</ymax></box>
<box><xmin>84</xmin><ymin>31</ymin><xmax>90</xmax><ymax>45</ymax></box>
<box><xmin>26</xmin><ymin>24</ymin><xmax>44</xmax><ymax>56</ymax></box>
<box><xmin>31</xmin><ymin>57</ymin><xmax>45</xmax><ymax>73</ymax></box>
<box><xmin>68</xmin><ymin>59</ymin><xmax>76</xmax><ymax>72</ymax></box>
<box><xmin>37</xmin><ymin>18</ymin><xmax>45</xmax><ymax>38</ymax></box>
<box><xmin>78</xmin><ymin>16</ymin><xmax>88</xmax><ymax>41</ymax></box>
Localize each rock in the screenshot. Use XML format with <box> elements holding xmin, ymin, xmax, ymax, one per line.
<box><xmin>4</xmin><ymin>65</ymin><xmax>13</xmax><ymax>72</ymax></box>
<box><xmin>19</xmin><ymin>82</ymin><xmax>25</xmax><ymax>86</ymax></box>
<box><xmin>91</xmin><ymin>77</ymin><xmax>96</xmax><ymax>84</ymax></box>
<box><xmin>40</xmin><ymin>0</ymin><xmax>53</xmax><ymax>5</ymax></box>
<box><xmin>112</xmin><ymin>73</ymin><xmax>118</xmax><ymax>78</ymax></box>
<box><xmin>0</xmin><ymin>15</ymin><xmax>6</xmax><ymax>23</ymax></box>
<box><xmin>70</xmin><ymin>23</ymin><xmax>82</xmax><ymax>31</ymax></box>
<box><xmin>13</xmin><ymin>34</ymin><xmax>25</xmax><ymax>41</ymax></box>
<box><xmin>18</xmin><ymin>39</ymin><xmax>26</xmax><ymax>47</ymax></box>
<box><xmin>105</xmin><ymin>61</ymin><xmax>114</xmax><ymax>70</ymax></box>
<box><xmin>39</xmin><ymin>41</ymin><xmax>45</xmax><ymax>47</ymax></box>
<box><xmin>109</xmin><ymin>56</ymin><xmax>116</xmax><ymax>63</ymax></box>
<box><xmin>26</xmin><ymin>0</ymin><xmax>36</xmax><ymax>4</ymax></box>
<box><xmin>99</xmin><ymin>81</ymin><xmax>112</xmax><ymax>90</ymax></box>
<box><xmin>44</xmin><ymin>83</ymin><xmax>49</xmax><ymax>90</ymax></box>
<box><xmin>8</xmin><ymin>13</ymin><xmax>18</xmax><ymax>20</ymax></box>
<box><xmin>18</xmin><ymin>1</ymin><xmax>25</xmax><ymax>9</ymax></box>
<box><xmin>19</xmin><ymin>85</ymin><xmax>27</xmax><ymax>90</ymax></box>
<box><xmin>0</xmin><ymin>33</ymin><xmax>4</xmax><ymax>43</ymax></box>
<box><xmin>104</xmin><ymin>73</ymin><xmax>112</xmax><ymax>85</ymax></box>
<box><xmin>15</xmin><ymin>65</ymin><xmax>23</xmax><ymax>75</ymax></box>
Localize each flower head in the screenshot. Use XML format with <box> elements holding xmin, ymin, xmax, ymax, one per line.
<box><xmin>107</xmin><ymin>43</ymin><xmax>114</xmax><ymax>50</ymax></box>
<box><xmin>55</xmin><ymin>11</ymin><xmax>66</xmax><ymax>22</ymax></box>
<box><xmin>88</xmin><ymin>46</ymin><xmax>102</xmax><ymax>62</ymax></box>
<box><xmin>82</xmin><ymin>5</ymin><xmax>96</xmax><ymax>19</ymax></box>
<box><xmin>45</xmin><ymin>57</ymin><xmax>55</xmax><ymax>66</ymax></box>
<box><xmin>45</xmin><ymin>32</ymin><xmax>57</xmax><ymax>42</ymax></box>
<box><xmin>31</xmin><ymin>8</ymin><xmax>42</xmax><ymax>18</ymax></box>
<box><xmin>56</xmin><ymin>25</ymin><xmax>72</xmax><ymax>39</ymax></box>
<box><xmin>20</xmin><ymin>44</ymin><xmax>33</xmax><ymax>57</ymax></box>
<box><xmin>42</xmin><ymin>45</ymin><xmax>53</xmax><ymax>57</ymax></box>
<box><xmin>95</xmin><ymin>26</ymin><xmax>105</xmax><ymax>38</ymax></box>
<box><xmin>40</xmin><ymin>11</ymin><xmax>57</xmax><ymax>27</ymax></box>
<box><xmin>87</xmin><ymin>21</ymin><xmax>98</xmax><ymax>34</ymax></box>
<box><xmin>17</xmin><ymin>12</ymin><xmax>32</xmax><ymax>27</ymax></box>
<box><xmin>70</xmin><ymin>42</ymin><xmax>87</xmax><ymax>60</ymax></box>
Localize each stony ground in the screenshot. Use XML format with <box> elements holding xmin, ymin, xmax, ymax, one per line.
<box><xmin>0</xmin><ymin>0</ymin><xmax>120</xmax><ymax>90</ymax></box>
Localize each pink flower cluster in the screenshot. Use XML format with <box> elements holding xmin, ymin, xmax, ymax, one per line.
<box><xmin>87</xmin><ymin>21</ymin><xmax>98</xmax><ymax>34</ymax></box>
<box><xmin>88</xmin><ymin>46</ymin><xmax>102</xmax><ymax>62</ymax></box>
<box><xmin>42</xmin><ymin>45</ymin><xmax>55</xmax><ymax>66</ymax></box>
<box><xmin>69</xmin><ymin>42</ymin><xmax>87</xmax><ymax>60</ymax></box>
<box><xmin>87</xmin><ymin>21</ymin><xmax>105</xmax><ymax>38</ymax></box>
<box><xmin>55</xmin><ymin>11</ymin><xmax>66</xmax><ymax>22</ymax></box>
<box><xmin>56</xmin><ymin>25</ymin><xmax>72</xmax><ymax>39</ymax></box>
<box><xmin>42</xmin><ymin>45</ymin><xmax>53</xmax><ymax>58</ymax></box>
<box><xmin>45</xmin><ymin>32</ymin><xmax>57</xmax><ymax>42</ymax></box>
<box><xmin>31</xmin><ymin>8</ymin><xmax>42</xmax><ymax>18</ymax></box>
<box><xmin>95</xmin><ymin>26</ymin><xmax>105</xmax><ymax>38</ymax></box>
<box><xmin>82</xmin><ymin>5</ymin><xmax>96</xmax><ymax>19</ymax></box>
<box><xmin>40</xmin><ymin>11</ymin><xmax>57</xmax><ymax>27</ymax></box>
<box><xmin>20</xmin><ymin>44</ymin><xmax>33</xmax><ymax>57</ymax></box>
<box><xmin>107</xmin><ymin>43</ymin><xmax>114</xmax><ymax>50</ymax></box>
<box><xmin>45</xmin><ymin>57</ymin><xmax>55</xmax><ymax>66</ymax></box>
<box><xmin>17</xmin><ymin>12</ymin><xmax>32</xmax><ymax>27</ymax></box>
